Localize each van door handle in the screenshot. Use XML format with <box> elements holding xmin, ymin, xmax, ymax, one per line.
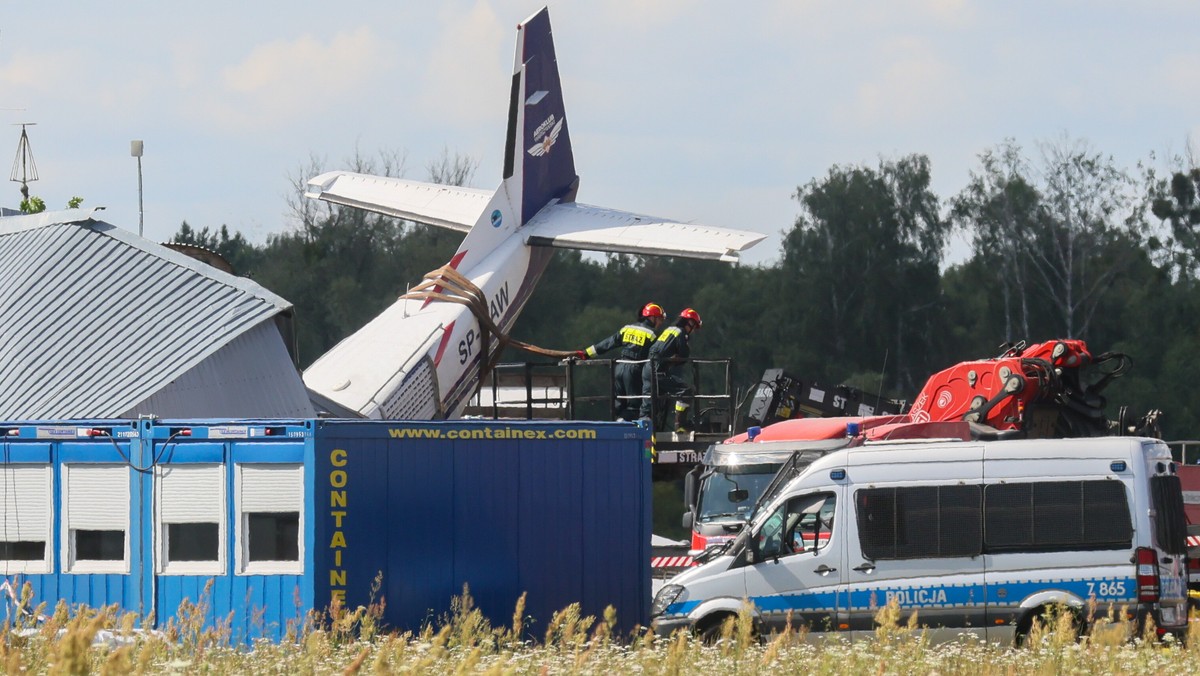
<box><xmin>814</xmin><ymin>564</ymin><xmax>837</xmax><ymax>575</ymax></box>
<box><xmin>853</xmin><ymin>563</ymin><xmax>875</xmax><ymax>573</ymax></box>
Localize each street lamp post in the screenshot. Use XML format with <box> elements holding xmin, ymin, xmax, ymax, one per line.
<box><xmin>130</xmin><ymin>140</ymin><xmax>144</xmax><ymax>237</ymax></box>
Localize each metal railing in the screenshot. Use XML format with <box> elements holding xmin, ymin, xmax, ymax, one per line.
<box><xmin>1165</xmin><ymin>440</ymin><xmax>1200</xmax><ymax>465</ymax></box>
<box><xmin>464</xmin><ymin>357</ymin><xmax>736</xmax><ymax>435</ymax></box>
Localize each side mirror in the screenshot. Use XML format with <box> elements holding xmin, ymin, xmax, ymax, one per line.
<box><xmin>728</xmin><ymin>488</ymin><xmax>749</xmax><ymax>504</ymax></box>
<box><xmin>681</xmin><ymin>511</ymin><xmax>694</xmax><ymax>530</ymax></box>
<box><xmin>683</xmin><ymin>467</ymin><xmax>700</xmax><ymax>510</ymax></box>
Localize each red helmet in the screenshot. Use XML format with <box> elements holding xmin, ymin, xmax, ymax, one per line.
<box><xmin>641</xmin><ymin>303</ymin><xmax>665</xmax><ymax>319</ymax></box>
<box><xmin>680</xmin><ymin>308</ymin><xmax>702</xmax><ymax>327</ymax></box>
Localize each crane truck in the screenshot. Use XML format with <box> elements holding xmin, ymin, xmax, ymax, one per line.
<box><xmin>680</xmin><ymin>339</ymin><xmax>1162</xmax><ymax>565</ymax></box>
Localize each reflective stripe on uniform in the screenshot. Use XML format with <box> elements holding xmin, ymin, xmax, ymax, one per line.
<box><xmin>620</xmin><ymin>325</ymin><xmax>655</xmax><ymax>347</ymax></box>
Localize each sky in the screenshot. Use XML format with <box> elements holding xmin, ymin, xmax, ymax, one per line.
<box><xmin>2</xmin><ymin>1</ymin><xmax>1199</xmax><ymax>266</ymax></box>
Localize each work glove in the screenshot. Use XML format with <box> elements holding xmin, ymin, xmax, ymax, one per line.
<box><xmin>574</xmin><ymin>350</ymin><xmax>587</xmax><ymax>360</ymax></box>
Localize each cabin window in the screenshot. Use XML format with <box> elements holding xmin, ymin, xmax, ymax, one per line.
<box><xmin>756</xmin><ymin>492</ymin><xmax>836</xmax><ymax>560</ymax></box>
<box><xmin>236</xmin><ymin>464</ymin><xmax>303</xmax><ymax>574</ymax></box>
<box><xmin>63</xmin><ymin>464</ymin><xmax>129</xmax><ymax>574</ymax></box>
<box><xmin>855</xmin><ymin>485</ymin><xmax>982</xmax><ymax>560</ymax></box>
<box><xmin>0</xmin><ymin>465</ymin><xmax>52</xmax><ymax>573</ymax></box>
<box><xmin>983</xmin><ymin>480</ymin><xmax>1132</xmax><ymax>552</ymax></box>
<box><xmin>157</xmin><ymin>465</ymin><xmax>224</xmax><ymax>574</ymax></box>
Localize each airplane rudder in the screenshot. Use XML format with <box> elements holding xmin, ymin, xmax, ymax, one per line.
<box><xmin>514</xmin><ymin>8</ymin><xmax>578</xmax><ymax>224</ymax></box>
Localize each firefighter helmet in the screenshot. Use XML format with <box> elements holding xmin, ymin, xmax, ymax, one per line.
<box><xmin>680</xmin><ymin>307</ymin><xmax>702</xmax><ymax>327</ymax></box>
<box><xmin>641</xmin><ymin>303</ymin><xmax>665</xmax><ymax>319</ymax></box>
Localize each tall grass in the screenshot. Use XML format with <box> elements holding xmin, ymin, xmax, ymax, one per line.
<box><xmin>1</xmin><ymin>583</ymin><xmax>1197</xmax><ymax>674</ymax></box>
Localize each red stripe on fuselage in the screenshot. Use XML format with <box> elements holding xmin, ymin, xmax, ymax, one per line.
<box><xmin>433</xmin><ymin>320</ymin><xmax>457</xmax><ymax>366</ymax></box>
<box><xmin>421</xmin><ymin>250</ymin><xmax>469</xmax><ymax>310</ymax></box>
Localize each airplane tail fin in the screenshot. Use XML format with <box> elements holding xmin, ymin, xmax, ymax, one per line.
<box><xmin>439</xmin><ymin>6</ymin><xmax>579</xmax><ymax>274</ymax></box>
<box><xmin>503</xmin><ymin>7</ymin><xmax>578</xmax><ymax>226</ymax></box>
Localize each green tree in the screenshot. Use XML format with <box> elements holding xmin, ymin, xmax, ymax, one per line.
<box><xmin>1149</xmin><ymin>166</ymin><xmax>1200</xmax><ymax>279</ymax></box>
<box><xmin>952</xmin><ymin>138</ymin><xmax>1143</xmax><ymax>340</ymax></box>
<box><xmin>951</xmin><ymin>140</ymin><xmax>1042</xmax><ymax>342</ymax></box>
<box><xmin>780</xmin><ymin>155</ymin><xmax>949</xmax><ymax>393</ymax></box>
<box><xmin>171</xmin><ymin>221</ymin><xmax>261</xmax><ymax>275</ymax></box>
<box><xmin>19</xmin><ymin>195</ymin><xmax>45</xmax><ymax>213</ymax></box>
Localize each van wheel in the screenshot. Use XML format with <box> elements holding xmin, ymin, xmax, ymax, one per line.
<box><xmin>1014</xmin><ymin>605</ymin><xmax>1082</xmax><ymax>647</ymax></box>
<box><xmin>696</xmin><ymin>613</ymin><xmax>736</xmax><ymax>645</ymax></box>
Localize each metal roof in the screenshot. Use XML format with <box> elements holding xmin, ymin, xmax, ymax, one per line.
<box><xmin>0</xmin><ymin>209</ymin><xmax>312</xmax><ymax>419</ymax></box>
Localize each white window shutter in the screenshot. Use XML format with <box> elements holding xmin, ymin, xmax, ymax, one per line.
<box><xmin>240</xmin><ymin>465</ymin><xmax>302</xmax><ymax>512</ymax></box>
<box><xmin>0</xmin><ymin>466</ymin><xmax>50</xmax><ymax>540</ymax></box>
<box><xmin>67</xmin><ymin>465</ymin><xmax>129</xmax><ymax>531</ymax></box>
<box><xmin>159</xmin><ymin>465</ymin><xmax>223</xmax><ymax>523</ymax></box>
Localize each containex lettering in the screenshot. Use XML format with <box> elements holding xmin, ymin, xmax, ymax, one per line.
<box><xmin>387</xmin><ymin>428</ymin><xmax>597</xmax><ymax>440</ymax></box>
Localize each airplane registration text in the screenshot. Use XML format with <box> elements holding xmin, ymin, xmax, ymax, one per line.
<box><xmin>458</xmin><ymin>282</ymin><xmax>511</xmax><ymax>364</ymax></box>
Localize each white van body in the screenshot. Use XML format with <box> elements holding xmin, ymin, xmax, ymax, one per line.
<box><xmin>651</xmin><ymin>436</ymin><xmax>1190</xmax><ymax>643</ymax></box>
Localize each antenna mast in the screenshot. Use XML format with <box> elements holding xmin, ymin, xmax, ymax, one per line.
<box><xmin>9</xmin><ymin>123</ymin><xmax>38</xmax><ymax>200</ymax></box>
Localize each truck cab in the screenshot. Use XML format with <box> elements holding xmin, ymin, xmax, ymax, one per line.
<box><xmin>683</xmin><ymin>439</ymin><xmax>848</xmax><ymax>556</ymax></box>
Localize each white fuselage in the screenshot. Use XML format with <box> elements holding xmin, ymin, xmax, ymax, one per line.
<box><xmin>303</xmin><ymin>234</ymin><xmax>552</xmax><ymax>419</ymax></box>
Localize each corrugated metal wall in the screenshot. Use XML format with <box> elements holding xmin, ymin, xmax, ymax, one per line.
<box><xmin>0</xmin><ymin>214</ymin><xmax>311</xmax><ymax>419</ymax></box>
<box><xmin>312</xmin><ymin>420</ymin><xmax>651</xmax><ymax>635</ymax></box>
<box><xmin>125</xmin><ymin>321</ymin><xmax>313</xmax><ymax>419</ymax></box>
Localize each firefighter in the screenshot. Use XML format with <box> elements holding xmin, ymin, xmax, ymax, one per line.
<box><xmin>575</xmin><ymin>302</ymin><xmax>666</xmax><ymax>420</ymax></box>
<box><xmin>641</xmin><ymin>308</ymin><xmax>702</xmax><ymax>430</ymax></box>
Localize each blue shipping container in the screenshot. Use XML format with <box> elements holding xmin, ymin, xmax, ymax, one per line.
<box><xmin>0</xmin><ymin>418</ymin><xmax>651</xmax><ymax>640</ymax></box>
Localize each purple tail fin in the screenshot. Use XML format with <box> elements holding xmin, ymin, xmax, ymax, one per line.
<box><xmin>502</xmin><ymin>7</ymin><xmax>578</xmax><ymax>226</ymax></box>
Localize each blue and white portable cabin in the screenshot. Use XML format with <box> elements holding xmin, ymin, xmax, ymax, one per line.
<box><xmin>147</xmin><ymin>419</ymin><xmax>316</xmax><ymax>638</ymax></box>
<box><xmin>0</xmin><ymin>419</ymin><xmax>144</xmax><ymax>615</ymax></box>
<box><xmin>0</xmin><ymin>418</ymin><xmax>651</xmax><ymax>640</ymax></box>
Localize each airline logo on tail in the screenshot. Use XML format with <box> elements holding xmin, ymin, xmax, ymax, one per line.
<box><xmin>528</xmin><ymin>116</ymin><xmax>563</xmax><ymax>157</ymax></box>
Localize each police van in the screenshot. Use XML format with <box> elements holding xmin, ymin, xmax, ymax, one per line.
<box><xmin>651</xmin><ymin>434</ymin><xmax>1190</xmax><ymax>643</ymax></box>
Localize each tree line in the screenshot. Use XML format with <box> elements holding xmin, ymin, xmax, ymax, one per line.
<box><xmin>171</xmin><ymin>139</ymin><xmax>1200</xmax><ymax>437</ymax></box>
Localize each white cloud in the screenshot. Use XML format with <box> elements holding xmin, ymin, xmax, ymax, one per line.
<box><xmin>187</xmin><ymin>27</ymin><xmax>390</xmax><ymax>132</ymax></box>
<box><xmin>417</xmin><ymin>3</ymin><xmax>508</xmax><ymax>126</ymax></box>
<box><xmin>840</xmin><ymin>37</ymin><xmax>961</xmax><ymax>129</ymax></box>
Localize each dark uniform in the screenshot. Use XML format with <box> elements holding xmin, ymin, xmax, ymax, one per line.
<box><xmin>641</xmin><ymin>325</ymin><xmax>692</xmax><ymax>422</ymax></box>
<box><xmin>583</xmin><ymin>318</ymin><xmax>659</xmax><ymax>420</ymax></box>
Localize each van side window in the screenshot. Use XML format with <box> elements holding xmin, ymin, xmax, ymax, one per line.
<box><xmin>855</xmin><ymin>485</ymin><xmax>981</xmax><ymax>560</ymax></box>
<box><xmin>757</xmin><ymin>493</ymin><xmax>835</xmax><ymax>559</ymax></box>
<box><xmin>984</xmin><ymin>480</ymin><xmax>1131</xmax><ymax>552</ymax></box>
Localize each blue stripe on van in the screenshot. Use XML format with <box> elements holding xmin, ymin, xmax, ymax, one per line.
<box><xmin>847</xmin><ymin>577</ymin><xmax>1136</xmax><ymax>610</ymax></box>
<box><xmin>665</xmin><ymin>576</ymin><xmax>1140</xmax><ymax>618</ymax></box>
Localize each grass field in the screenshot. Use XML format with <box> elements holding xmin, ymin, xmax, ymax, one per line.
<box><xmin>4</xmin><ymin>583</ymin><xmax>1198</xmax><ymax>675</ymax></box>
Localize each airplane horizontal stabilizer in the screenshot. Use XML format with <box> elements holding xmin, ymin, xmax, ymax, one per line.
<box><xmin>305</xmin><ymin>172</ymin><xmax>490</xmax><ymax>233</ymax></box>
<box><xmin>522</xmin><ymin>202</ymin><xmax>766</xmax><ymax>263</ymax></box>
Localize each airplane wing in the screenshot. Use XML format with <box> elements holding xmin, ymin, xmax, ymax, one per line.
<box><xmin>304</xmin><ymin>171</ymin><xmax>491</xmax><ymax>233</ymax></box>
<box><xmin>522</xmin><ymin>202</ymin><xmax>767</xmax><ymax>263</ymax></box>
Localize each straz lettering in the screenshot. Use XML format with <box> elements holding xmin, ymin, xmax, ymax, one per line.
<box><xmin>328</xmin><ymin>448</ymin><xmax>349</xmax><ymax>606</ymax></box>
<box><xmin>885</xmin><ymin>588</ymin><xmax>947</xmax><ymax>606</ymax></box>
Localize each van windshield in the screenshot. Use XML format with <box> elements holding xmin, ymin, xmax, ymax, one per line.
<box><xmin>697</xmin><ymin>463</ymin><xmax>779</xmax><ymax>523</ymax></box>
